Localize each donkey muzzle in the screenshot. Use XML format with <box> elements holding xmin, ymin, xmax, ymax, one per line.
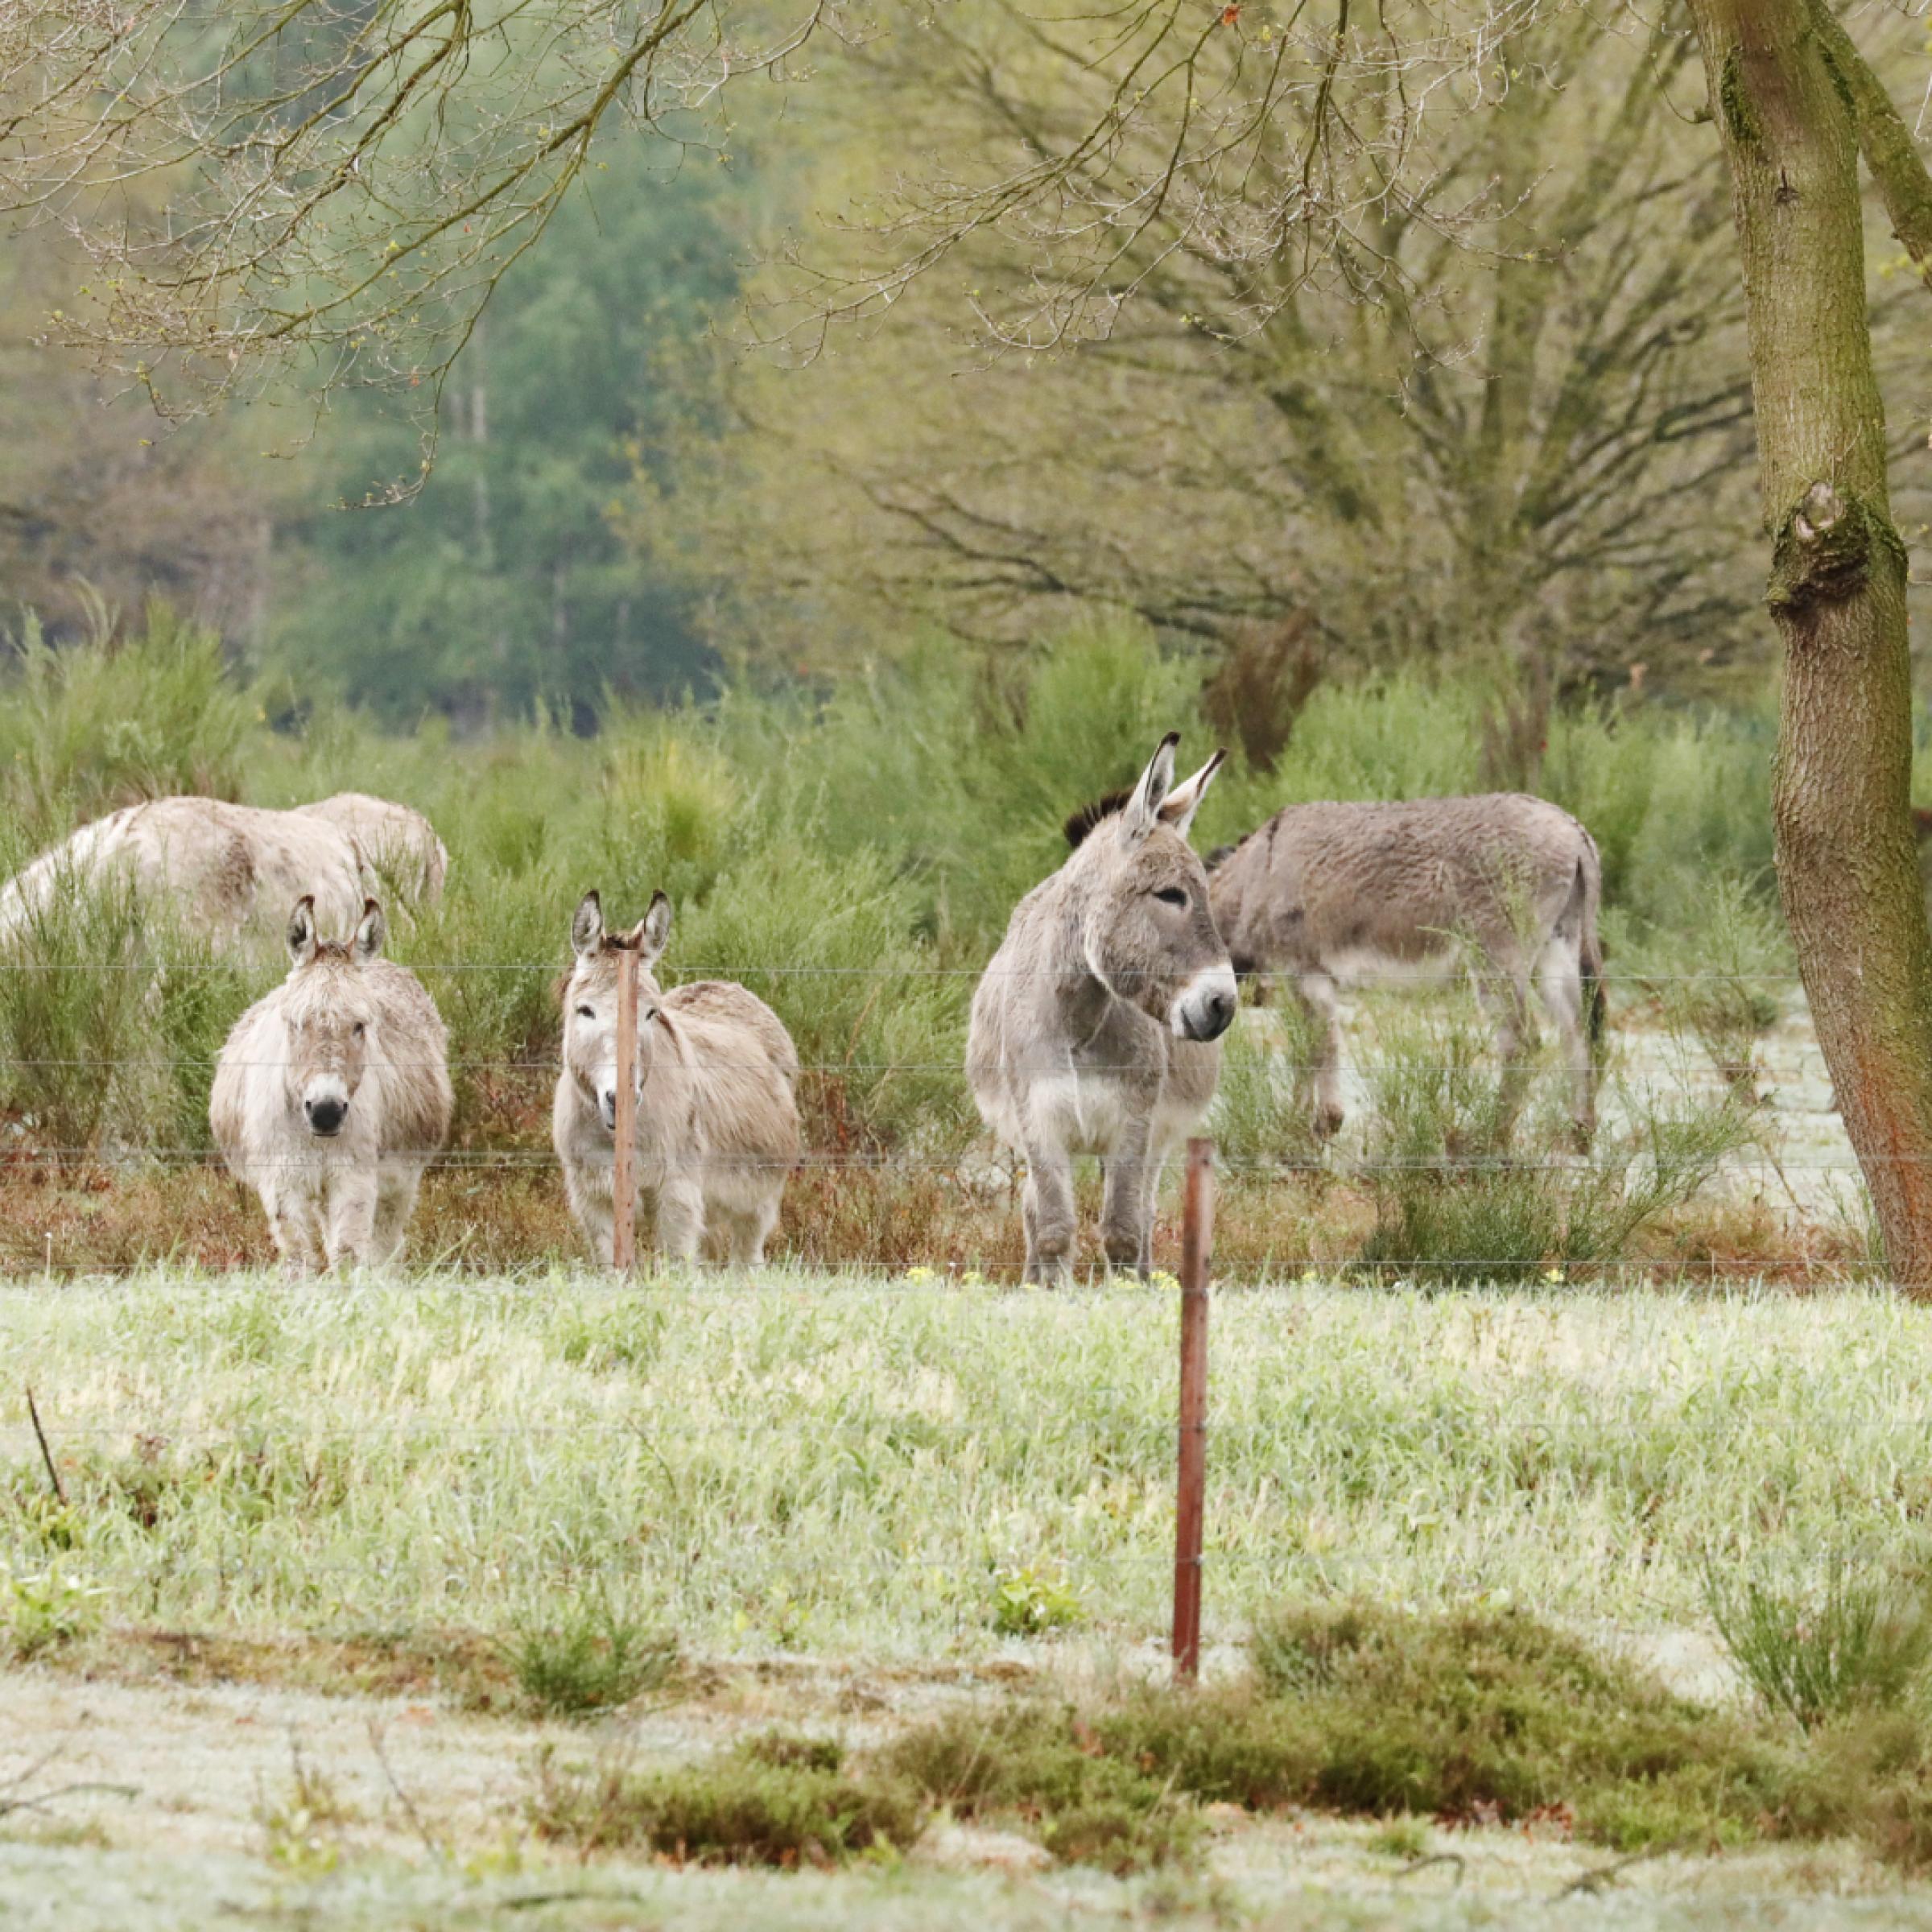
<box><xmin>305</xmin><ymin>1096</ymin><xmax>348</xmax><ymax>1137</ymax></box>
<box><xmin>1171</xmin><ymin>966</ymin><xmax>1239</xmax><ymax>1042</ymax></box>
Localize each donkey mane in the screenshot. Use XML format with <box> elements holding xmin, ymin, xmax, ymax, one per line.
<box><xmin>1063</xmin><ymin>787</ymin><xmax>1241</xmax><ymax>872</ymax></box>
<box><xmin>1062</xmin><ymin>789</ymin><xmax>1133</xmax><ymax>849</ymax></box>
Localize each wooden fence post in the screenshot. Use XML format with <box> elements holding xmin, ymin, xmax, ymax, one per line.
<box><xmin>612</xmin><ymin>943</ymin><xmax>639</xmax><ymax>1274</ymax></box>
<box><xmin>1173</xmin><ymin>1137</ymin><xmax>1213</xmax><ymax>1682</ymax></box>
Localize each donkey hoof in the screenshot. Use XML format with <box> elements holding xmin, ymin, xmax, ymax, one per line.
<box><xmin>1312</xmin><ymin>1104</ymin><xmax>1345</xmax><ymax>1142</ymax></box>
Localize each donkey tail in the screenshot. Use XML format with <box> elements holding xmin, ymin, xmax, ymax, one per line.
<box><xmin>1573</xmin><ymin>841</ymin><xmax>1607</xmax><ymax>1055</ymax></box>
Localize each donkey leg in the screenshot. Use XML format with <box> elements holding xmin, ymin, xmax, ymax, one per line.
<box><xmin>323</xmin><ymin>1169</ymin><xmax>379</xmax><ymax>1274</ymax></box>
<box><xmin>265</xmin><ymin>1183</ymin><xmax>321</xmax><ymax>1278</ymax></box>
<box><xmin>371</xmin><ymin>1162</ymin><xmax>420</xmax><ymax>1266</ymax></box>
<box><xmin>1483</xmin><ymin>965</ymin><xmax>1538</xmax><ymax>1148</ymax></box>
<box><xmin>1100</xmin><ymin>1122</ymin><xmax>1155</xmax><ymax>1278</ymax></box>
<box><xmin>563</xmin><ymin>1157</ymin><xmax>616</xmax><ymax>1265</ymax></box>
<box><xmin>1022</xmin><ymin>1142</ymin><xmax>1077</xmax><ymax>1287</ymax></box>
<box><xmin>733</xmin><ymin>1191</ymin><xmax>782</xmax><ymax>1267</ymax></box>
<box><xmin>1292</xmin><ymin>970</ymin><xmax>1347</xmax><ymax>1141</ymax></box>
<box><xmin>654</xmin><ymin>1179</ymin><xmax>706</xmax><ymax>1266</ymax></box>
<box><xmin>1535</xmin><ymin>936</ymin><xmax>1596</xmax><ymax>1150</ymax></box>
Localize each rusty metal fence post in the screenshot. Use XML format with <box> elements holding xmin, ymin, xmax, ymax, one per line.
<box><xmin>612</xmin><ymin>943</ymin><xmax>639</xmax><ymax>1274</ymax></box>
<box><xmin>1173</xmin><ymin>1137</ymin><xmax>1213</xmax><ymax>1682</ymax></box>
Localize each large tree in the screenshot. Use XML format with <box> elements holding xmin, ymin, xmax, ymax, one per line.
<box><xmin>1682</xmin><ymin>0</ymin><xmax>1932</xmax><ymax>1290</ymax></box>
<box><xmin>645</xmin><ymin>6</ymin><xmax>1770</xmax><ymax>694</ymax></box>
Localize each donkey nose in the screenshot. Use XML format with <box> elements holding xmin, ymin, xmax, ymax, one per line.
<box><xmin>305</xmin><ymin>1096</ymin><xmax>346</xmax><ymax>1137</ymax></box>
<box><xmin>1199</xmin><ymin>986</ymin><xmax>1236</xmax><ymax>1040</ymax></box>
<box><xmin>600</xmin><ymin>1089</ymin><xmax>619</xmax><ymax>1130</ymax></box>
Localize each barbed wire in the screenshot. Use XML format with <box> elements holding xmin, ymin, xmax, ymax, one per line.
<box><xmin>0</xmin><ymin>961</ymin><xmax>1828</xmax><ymax>981</ymax></box>
<box><xmin>0</xmin><ymin>1147</ymin><xmax>1880</xmax><ymax>1170</ymax></box>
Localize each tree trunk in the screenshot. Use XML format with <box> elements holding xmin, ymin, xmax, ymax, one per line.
<box><xmin>1686</xmin><ymin>0</ymin><xmax>1932</xmax><ymax>1291</ymax></box>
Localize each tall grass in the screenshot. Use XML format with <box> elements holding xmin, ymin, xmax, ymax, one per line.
<box><xmin>0</xmin><ymin>602</ymin><xmax>258</xmax><ymax>844</ymax></box>
<box><xmin>1353</xmin><ymin>1003</ymin><xmax>1755</xmax><ymax>1283</ymax></box>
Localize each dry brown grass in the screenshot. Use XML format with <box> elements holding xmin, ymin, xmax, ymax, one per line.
<box><xmin>0</xmin><ymin>1150</ymin><xmax>1865</xmax><ymax>1285</ymax></box>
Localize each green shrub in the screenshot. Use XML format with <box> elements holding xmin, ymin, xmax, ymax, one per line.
<box><xmin>0</xmin><ymin>870</ymin><xmax>257</xmax><ymax>1162</ymax></box>
<box><xmin>0</xmin><ymin>602</ymin><xmax>257</xmax><ymax>843</ymax></box>
<box><xmin>1706</xmin><ymin>1555</ymin><xmax>1932</xmax><ymax>1731</ymax></box>
<box><xmin>497</xmin><ymin>1591</ymin><xmax>678</xmax><ymax>1719</ymax></box>
<box><xmin>989</xmin><ymin>1562</ymin><xmax>1085</xmax><ymax>1637</ymax></box>
<box><xmin>530</xmin><ymin>1735</ymin><xmax>923</xmax><ymax>1864</ymax></box>
<box><xmin>1352</xmin><ymin>1004</ymin><xmax>1753</xmax><ymax>1283</ymax></box>
<box><xmin>877</xmin><ymin>1700</ymin><xmax>1203</xmax><ymax>1873</ymax></box>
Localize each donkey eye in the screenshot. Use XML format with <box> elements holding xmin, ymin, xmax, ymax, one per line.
<box><xmin>1154</xmin><ymin>886</ymin><xmax>1188</xmax><ymax>908</ymax></box>
<box><xmin>352</xmin><ymin>1022</ymin><xmax>366</xmax><ymax>1038</ymax></box>
<box><xmin>577</xmin><ymin>1005</ymin><xmax>596</xmax><ymax>1020</ymax></box>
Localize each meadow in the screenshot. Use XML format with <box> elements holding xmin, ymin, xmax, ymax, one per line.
<box><xmin>11</xmin><ymin>1279</ymin><xmax>1932</xmax><ymax>1926</ymax></box>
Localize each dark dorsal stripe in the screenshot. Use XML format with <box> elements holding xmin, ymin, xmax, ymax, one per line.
<box><xmin>1063</xmin><ymin>789</ymin><xmax>1133</xmax><ymax>849</ymax></box>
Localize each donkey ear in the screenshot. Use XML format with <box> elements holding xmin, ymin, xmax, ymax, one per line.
<box><xmin>572</xmin><ymin>890</ymin><xmax>604</xmax><ymax>960</ymax></box>
<box><xmin>1157</xmin><ymin>748</ymin><xmax>1227</xmax><ymax>840</ymax></box>
<box><xmin>353</xmin><ymin>898</ymin><xmax>386</xmax><ymax>963</ymax></box>
<box><xmin>631</xmin><ymin>890</ymin><xmax>672</xmax><ymax>969</ymax></box>
<box><xmin>286</xmin><ymin>895</ymin><xmax>319</xmax><ymax>968</ymax></box>
<box><xmin>1122</xmin><ymin>733</ymin><xmax>1182</xmax><ymax>839</ymax></box>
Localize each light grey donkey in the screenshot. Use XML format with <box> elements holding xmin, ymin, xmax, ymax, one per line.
<box><xmin>554</xmin><ymin>890</ymin><xmax>801</xmax><ymax>1266</ymax></box>
<box><xmin>968</xmin><ymin>734</ymin><xmax>1238</xmax><ymax>1286</ymax></box>
<box><xmin>1202</xmin><ymin>792</ymin><xmax>1605</xmax><ymax>1147</ymax></box>
<box><xmin>210</xmin><ymin>896</ymin><xmax>452</xmax><ymax>1274</ymax></box>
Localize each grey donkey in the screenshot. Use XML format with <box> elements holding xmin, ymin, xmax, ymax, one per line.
<box><xmin>1199</xmin><ymin>792</ymin><xmax>1605</xmax><ymax>1148</ymax></box>
<box><xmin>968</xmin><ymin>734</ymin><xmax>1238</xmax><ymax>1286</ymax></box>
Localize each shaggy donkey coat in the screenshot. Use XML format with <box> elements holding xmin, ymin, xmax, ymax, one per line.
<box><xmin>0</xmin><ymin>797</ymin><xmax>369</xmax><ymax>952</ymax></box>
<box><xmin>969</xmin><ymin>734</ymin><xmax>1237</xmax><ymax>1286</ymax></box>
<box><xmin>296</xmin><ymin>793</ymin><xmax>448</xmax><ymax>910</ymax></box>
<box><xmin>211</xmin><ymin>897</ymin><xmax>452</xmax><ymax>1273</ymax></box>
<box><xmin>554</xmin><ymin>891</ymin><xmax>800</xmax><ymax>1266</ymax></box>
<box><xmin>1203</xmin><ymin>791</ymin><xmax>1605</xmax><ymax>1145</ymax></box>
<box><xmin>0</xmin><ymin>792</ymin><xmax>448</xmax><ymax>950</ymax></box>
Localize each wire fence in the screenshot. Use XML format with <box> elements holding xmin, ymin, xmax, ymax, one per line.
<box><xmin>0</xmin><ymin>942</ymin><xmax>1881</xmax><ymax>1285</ymax></box>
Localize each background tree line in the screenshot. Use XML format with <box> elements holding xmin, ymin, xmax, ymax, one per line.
<box><xmin>1</xmin><ymin>2</ymin><xmax>1926</xmax><ymax>730</ymax></box>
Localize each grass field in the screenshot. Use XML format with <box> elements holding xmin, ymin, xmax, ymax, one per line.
<box><xmin>10</xmin><ymin>1276</ymin><xmax>1932</xmax><ymax>1926</ymax></box>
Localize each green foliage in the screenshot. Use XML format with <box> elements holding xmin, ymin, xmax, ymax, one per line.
<box><xmin>1706</xmin><ymin>1554</ymin><xmax>1932</xmax><ymax>1731</ymax></box>
<box><xmin>0</xmin><ymin>602</ymin><xmax>256</xmax><ymax>843</ymax></box>
<box><xmin>988</xmin><ymin>1562</ymin><xmax>1085</xmax><ymax>1637</ymax></box>
<box><xmin>1353</xmin><ymin>1005</ymin><xmax>1754</xmax><ymax>1284</ymax></box>
<box><xmin>530</xmin><ymin>1734</ymin><xmax>923</xmax><ymax>1864</ymax></box>
<box><xmin>0</xmin><ymin>1558</ymin><xmax>105</xmax><ymax>1657</ymax></box>
<box><xmin>0</xmin><ymin>869</ymin><xmax>256</xmax><ymax>1161</ymax></box>
<box><xmin>266</xmin><ymin>145</ymin><xmax>743</xmax><ymax>727</ymax></box>
<box><xmin>877</xmin><ymin>1700</ymin><xmax>1203</xmax><ymax>1873</ymax></box>
<box><xmin>497</xmin><ymin>1591</ymin><xmax>678</xmax><ymax>1719</ymax></box>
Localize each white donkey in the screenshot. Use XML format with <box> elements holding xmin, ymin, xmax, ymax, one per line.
<box><xmin>969</xmin><ymin>735</ymin><xmax>1237</xmax><ymax>1285</ymax></box>
<box><xmin>555</xmin><ymin>891</ymin><xmax>800</xmax><ymax>1266</ymax></box>
<box><xmin>211</xmin><ymin>897</ymin><xmax>452</xmax><ymax>1273</ymax></box>
<box><xmin>0</xmin><ymin>791</ymin><xmax>451</xmax><ymax>962</ymax></box>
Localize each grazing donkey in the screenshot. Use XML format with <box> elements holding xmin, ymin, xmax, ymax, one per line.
<box><xmin>969</xmin><ymin>734</ymin><xmax>1237</xmax><ymax>1286</ymax></box>
<box><xmin>555</xmin><ymin>890</ymin><xmax>800</xmax><ymax>1266</ymax></box>
<box><xmin>211</xmin><ymin>897</ymin><xmax>452</xmax><ymax>1274</ymax></box>
<box><xmin>0</xmin><ymin>797</ymin><xmax>369</xmax><ymax>954</ymax></box>
<box><xmin>295</xmin><ymin>793</ymin><xmax>448</xmax><ymax>910</ymax></box>
<box><xmin>1200</xmin><ymin>792</ymin><xmax>1605</xmax><ymax>1147</ymax></box>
